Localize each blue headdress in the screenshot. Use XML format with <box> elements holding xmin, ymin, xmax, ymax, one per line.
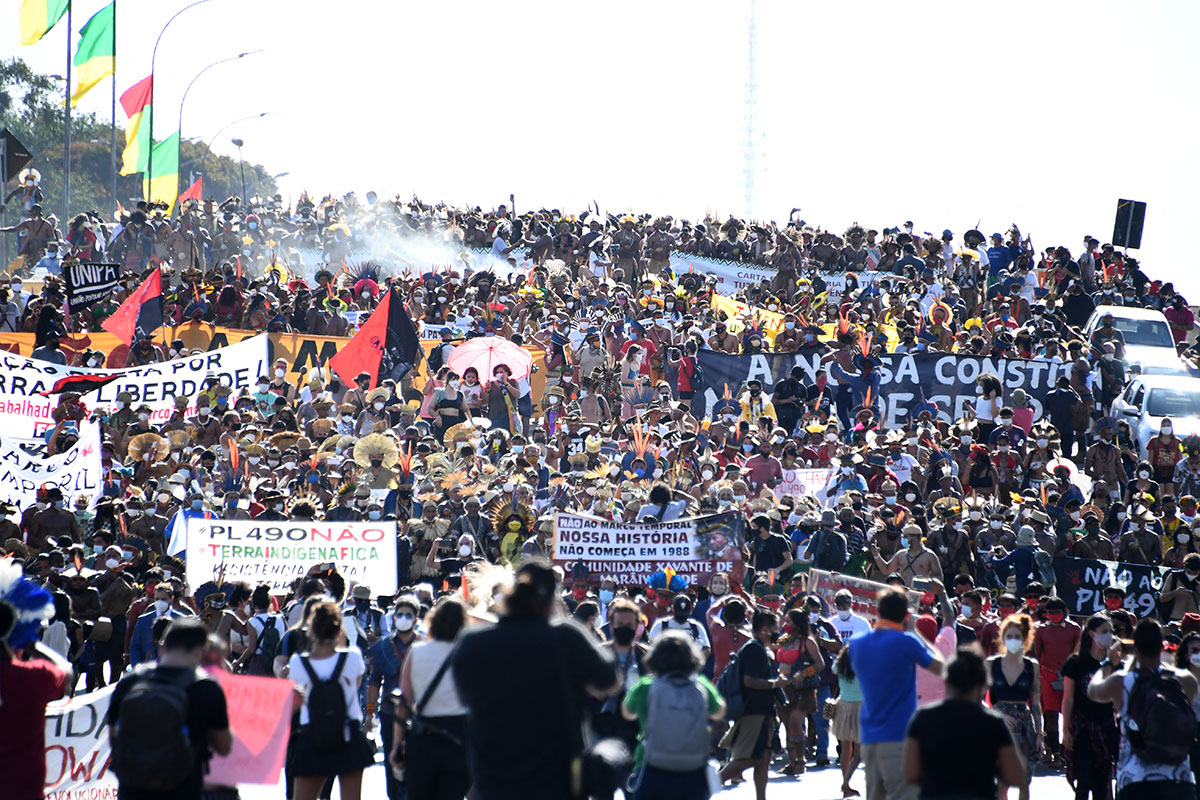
<box><xmin>0</xmin><ymin>560</ymin><xmax>54</xmax><ymax>649</ymax></box>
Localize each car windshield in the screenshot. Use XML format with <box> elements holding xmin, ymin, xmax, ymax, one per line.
<box><xmin>1113</xmin><ymin>317</ymin><xmax>1175</xmax><ymax>348</ymax></box>
<box><xmin>1147</xmin><ymin>388</ymin><xmax>1200</xmax><ymax>418</ymax></box>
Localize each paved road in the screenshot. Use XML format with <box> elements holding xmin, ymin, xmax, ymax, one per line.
<box><xmin>240</xmin><ymin>744</ymin><xmax>1079</xmax><ymax>799</ymax></box>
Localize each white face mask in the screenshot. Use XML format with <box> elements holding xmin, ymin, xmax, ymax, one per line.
<box><xmin>1070</xmin><ymin>511</ymin><xmax>1081</xmax><ymax>522</ymax></box>
<box><xmin>1191</xmin><ymin>653</ymin><xmax>1200</xmax><ymax>668</ymax></box>
<box><xmin>153</xmin><ymin>599</ymin><xmax>169</xmax><ymax>614</ymax></box>
<box><xmin>459</xmin><ymin>544</ymin><xmax>472</xmax><ymax>557</ymax></box>
<box><xmin>1180</xmin><ymin>534</ymin><xmax>1192</xmax><ymax>544</ymax></box>
<box><xmin>809</xmin><ymin>612</ymin><xmax>820</xmax><ymax>625</ymax></box>
<box><xmin>284</xmin><ymin>461</ymin><xmax>297</xmax><ymax>470</ymax></box>
<box><xmin>1036</xmin><ymin>438</ymin><xmax>1049</xmax><ymax>448</ymax></box>
<box><xmin>105</xmin><ymin>558</ymin><xmax>120</xmax><ymax>569</ymax></box>
<box><xmin>969</xmin><ymin>511</ymin><xmax>982</xmax><ymax>521</ymax></box>
<box><xmin>1004</xmin><ymin>637</ymin><xmax>1024</xmax><ymax>654</ymax></box>
<box><xmin>960</xmin><ymin>435</ymin><xmax>972</xmax><ymax>445</ymax></box>
<box><xmin>837</xmin><ymin>609</ymin><xmax>851</xmax><ymax>621</ymax></box>
<box><xmin>990</xmin><ymin>519</ymin><xmax>1002</xmax><ymax>530</ymax></box>
<box><xmin>127</xmin><ymin>508</ymin><xmax>141</xmax><ymax>518</ymax></box>
<box><xmin>825</xmin><ymin>433</ymin><xmax>837</xmax><ymax>442</ymax></box>
<box><xmin>275</xmin><ymin>368</ymin><xmax>286</xmax><ymax>378</ymax></box>
<box><xmin>905</xmin><ymin>493</ymin><xmax>917</xmax><ymax>503</ymax></box>
<box><xmin>701</xmin><ymin>469</ymin><xmax>714</xmax><ymax>480</ymax></box>
<box><xmin>1163</xmin><ymin>427</ymin><xmax>1173</xmax><ymax>436</ymax></box>
<box><xmin>962</xmin><ymin>605</ymin><xmax>974</xmax><ymax>617</ymax></box>
<box><xmin>1138</xmin><ymin>471</ymin><xmax>1150</xmax><ymax>479</ymax></box>
<box><xmin>394</xmin><ymin>613</ymin><xmax>415</xmax><ymax>632</ymax></box>
<box><xmin>1117</xmin><ymin>512</ymin><xmax>1127</xmax><ymax>521</ymax></box>
<box><xmin>138</xmin><ymin>413</ymin><xmax>150</xmax><ymax>422</ymax></box>
<box><xmin>374</xmin><ymin>402</ymin><xmax>385</xmax><ymax>411</ymax></box>
<box><xmin>249</xmin><ymin>456</ymin><xmax>261</xmax><ymax>465</ymax></box>
<box><xmin>1093</xmin><ymin>632</ymin><xmax>1114</xmax><ymax>649</ymax></box>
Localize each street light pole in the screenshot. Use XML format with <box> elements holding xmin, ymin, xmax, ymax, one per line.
<box><xmin>196</xmin><ymin>112</ymin><xmax>270</xmax><ymax>176</ymax></box>
<box><xmin>147</xmin><ymin>0</ymin><xmax>215</xmax><ymax>199</ymax></box>
<box><xmin>232</xmin><ymin>137</ymin><xmax>246</xmax><ymax>202</ymax></box>
<box><xmin>178</xmin><ymin>50</ymin><xmax>263</xmax><ymax>164</ymax></box>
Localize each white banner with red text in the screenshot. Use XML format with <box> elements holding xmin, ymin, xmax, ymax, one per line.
<box><xmin>184</xmin><ymin>518</ymin><xmax>399</xmax><ymax>594</ymax></box>
<box><xmin>552</xmin><ymin>510</ymin><xmax>745</xmax><ymax>585</ymax></box>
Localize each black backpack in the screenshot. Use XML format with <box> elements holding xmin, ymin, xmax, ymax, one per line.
<box><xmin>111</xmin><ymin>666</ymin><xmax>198</xmax><ymax>790</ymax></box>
<box><xmin>716</xmin><ymin>649</ymin><xmax>745</xmax><ymax>720</ymax></box>
<box><xmin>300</xmin><ymin>651</ymin><xmax>349</xmax><ymax>751</ymax></box>
<box><xmin>252</xmin><ymin>614</ymin><xmax>283</xmax><ymax>665</ymax></box>
<box><xmin>1125</xmin><ymin>668</ymin><xmax>1196</xmax><ymax>765</ymax></box>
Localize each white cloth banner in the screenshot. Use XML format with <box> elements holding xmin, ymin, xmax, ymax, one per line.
<box><xmin>0</xmin><ymin>421</ymin><xmax>103</xmax><ymax>510</ymax></box>
<box><xmin>184</xmin><ymin>518</ymin><xmax>399</xmax><ymax>594</ymax></box>
<box><xmin>0</xmin><ymin>335</ymin><xmax>270</xmax><ymax>436</ymax></box>
<box><xmin>44</xmin><ymin>684</ymin><xmax>118</xmax><ymax>799</ymax></box>
<box><xmin>552</xmin><ymin>511</ymin><xmax>744</xmax><ymax>585</ymax></box>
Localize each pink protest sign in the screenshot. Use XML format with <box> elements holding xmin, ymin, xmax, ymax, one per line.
<box><xmin>206</xmin><ymin>670</ymin><xmax>294</xmax><ymax>786</ymax></box>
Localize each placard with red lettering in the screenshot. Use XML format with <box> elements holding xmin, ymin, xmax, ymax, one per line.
<box><xmin>185</xmin><ymin>519</ymin><xmax>399</xmax><ymax>593</ymax></box>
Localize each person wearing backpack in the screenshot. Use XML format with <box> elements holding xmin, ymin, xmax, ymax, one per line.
<box><xmin>648</xmin><ymin>593</ymin><xmax>711</xmax><ymax>660</ymax></box>
<box><xmin>287</xmin><ymin>601</ymin><xmax>374</xmax><ymax>800</ymax></box>
<box><xmin>621</xmin><ymin>629</ymin><xmax>725</xmax><ymax>800</ymax></box>
<box><xmin>106</xmin><ymin>618</ymin><xmax>232</xmax><ymax>800</ymax></box>
<box><xmin>1088</xmin><ymin>618</ymin><xmax>1200</xmax><ymax>800</ymax></box>
<box><xmin>245</xmin><ymin>583</ymin><xmax>286</xmax><ymax>676</ymax></box>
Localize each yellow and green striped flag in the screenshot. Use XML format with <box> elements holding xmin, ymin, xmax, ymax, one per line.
<box><xmin>143</xmin><ymin>131</ymin><xmax>180</xmax><ymax>212</ymax></box>
<box><xmin>19</xmin><ymin>0</ymin><xmax>69</xmax><ymax>46</ymax></box>
<box><xmin>71</xmin><ymin>2</ymin><xmax>115</xmax><ymax>106</ymax></box>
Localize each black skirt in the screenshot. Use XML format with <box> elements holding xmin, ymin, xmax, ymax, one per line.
<box><xmin>290</xmin><ymin>721</ymin><xmax>376</xmax><ymax>777</ymax></box>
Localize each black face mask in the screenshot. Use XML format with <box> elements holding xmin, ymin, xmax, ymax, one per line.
<box><xmin>612</xmin><ymin>626</ymin><xmax>636</xmax><ymax>646</ymax></box>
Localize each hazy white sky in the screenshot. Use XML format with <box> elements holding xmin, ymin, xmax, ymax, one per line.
<box><xmin>6</xmin><ymin>0</ymin><xmax>1200</xmax><ymax>293</ymax></box>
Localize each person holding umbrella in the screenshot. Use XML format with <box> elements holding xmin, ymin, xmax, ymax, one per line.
<box><xmin>485</xmin><ymin>363</ymin><xmax>522</xmax><ymax>434</ymax></box>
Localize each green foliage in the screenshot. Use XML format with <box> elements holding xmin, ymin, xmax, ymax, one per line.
<box><xmin>0</xmin><ymin>57</ymin><xmax>276</xmax><ymax>220</ymax></box>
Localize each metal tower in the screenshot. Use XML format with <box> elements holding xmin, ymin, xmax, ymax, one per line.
<box><xmin>743</xmin><ymin>0</ymin><xmax>758</xmax><ymax>221</ymax></box>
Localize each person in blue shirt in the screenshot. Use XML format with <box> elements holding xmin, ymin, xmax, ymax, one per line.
<box><xmin>986</xmin><ymin>233</ymin><xmax>1018</xmax><ymax>278</ymax></box>
<box><xmin>848</xmin><ymin>587</ymin><xmax>945</xmax><ymax>800</ymax></box>
<box><xmin>990</xmin><ymin>525</ymin><xmax>1040</xmax><ymax>592</ymax></box>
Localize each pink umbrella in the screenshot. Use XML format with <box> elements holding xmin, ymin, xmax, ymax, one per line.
<box><xmin>447</xmin><ymin>338</ymin><xmax>533</xmax><ymax>382</ymax></box>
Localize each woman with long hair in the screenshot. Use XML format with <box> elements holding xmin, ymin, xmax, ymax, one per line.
<box><xmin>391</xmin><ymin>596</ymin><xmax>470</xmax><ymax>800</ymax></box>
<box><xmin>287</xmin><ymin>601</ymin><xmax>374</xmax><ymax>800</ymax></box>
<box><xmin>1060</xmin><ymin>614</ymin><xmax>1118</xmax><ymax>800</ymax></box>
<box><xmin>831</xmin><ymin>647</ymin><xmax>862</xmax><ymax>798</ymax></box>
<box><xmin>775</xmin><ymin>607</ymin><xmax>823</xmax><ymax>775</ymax></box>
<box><xmin>987</xmin><ymin>614</ymin><xmax>1043</xmax><ymax>800</ymax></box>
<box><xmin>622</xmin><ymin>630</ymin><xmax>725</xmax><ymax>800</ymax></box>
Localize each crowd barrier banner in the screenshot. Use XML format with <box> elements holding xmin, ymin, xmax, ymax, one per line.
<box><xmin>44</xmin><ymin>684</ymin><xmax>116</xmax><ymax>799</ymax></box>
<box><xmin>0</xmin><ymin>330</ymin><xmax>548</xmax><ymax>412</ymax></box>
<box><xmin>1053</xmin><ymin>555</ymin><xmax>1169</xmax><ymax>618</ymax></box>
<box><xmin>0</xmin><ymin>420</ymin><xmax>103</xmax><ymax>508</ymax></box>
<box><xmin>808</xmin><ymin>568</ymin><xmax>924</xmax><ymax>624</ymax></box>
<box><xmin>552</xmin><ymin>510</ymin><xmax>744</xmax><ymax>585</ymax></box>
<box><xmin>0</xmin><ymin>334</ymin><xmax>269</xmax><ymax>435</ymax></box>
<box><xmin>184</xmin><ymin>518</ymin><xmax>399</xmax><ymax>594</ymax></box>
<box><xmin>207</xmin><ymin>671</ymin><xmax>293</xmax><ymax>786</ymax></box>
<box><xmin>694</xmin><ymin>350</ymin><xmax>1071</xmax><ymax>428</ymax></box>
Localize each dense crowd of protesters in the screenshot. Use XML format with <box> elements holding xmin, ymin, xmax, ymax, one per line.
<box><xmin>3</xmin><ymin>174</ymin><xmax>1200</xmax><ymax>800</ymax></box>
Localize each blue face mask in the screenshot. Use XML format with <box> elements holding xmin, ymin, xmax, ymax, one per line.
<box><xmin>598</xmin><ymin>589</ymin><xmax>614</xmax><ymax>604</ymax></box>
<box><xmin>900</xmin><ymin>537</ymin><xmax>909</xmax><ymax>549</ymax></box>
<box><xmin>248</xmin><ymin>222</ymin><xmax>257</xmax><ymax>230</ymax></box>
<box><xmin>191</xmin><ymin>500</ymin><xmax>203</xmax><ymax>511</ymax></box>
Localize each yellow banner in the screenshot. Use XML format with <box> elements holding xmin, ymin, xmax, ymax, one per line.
<box><xmin>0</xmin><ymin>328</ymin><xmax>547</xmax><ymax>399</ymax></box>
<box><xmin>710</xmin><ymin>294</ymin><xmax>899</xmax><ymax>351</ymax></box>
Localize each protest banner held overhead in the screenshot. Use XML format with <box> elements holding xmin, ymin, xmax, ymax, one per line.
<box><xmin>61</xmin><ymin>261</ymin><xmax>122</xmax><ymax>312</ymax></box>
<box><xmin>184</xmin><ymin>518</ymin><xmax>400</xmax><ymax>594</ymax></box>
<box><xmin>1053</xmin><ymin>556</ymin><xmax>1169</xmax><ymax>618</ymax></box>
<box><xmin>0</xmin><ymin>421</ymin><xmax>103</xmax><ymax>508</ymax></box>
<box><xmin>693</xmin><ymin>349</ymin><xmax>1073</xmax><ymax>429</ymax></box>
<box><xmin>552</xmin><ymin>511</ymin><xmax>744</xmax><ymax>585</ymax></box>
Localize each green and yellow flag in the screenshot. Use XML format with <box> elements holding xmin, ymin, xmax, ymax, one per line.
<box><xmin>19</xmin><ymin>0</ymin><xmax>69</xmax><ymax>46</ymax></box>
<box><xmin>71</xmin><ymin>2</ymin><xmax>115</xmax><ymax>106</ymax></box>
<box><xmin>143</xmin><ymin>131</ymin><xmax>180</xmax><ymax>212</ymax></box>
<box><xmin>119</xmin><ymin>75</ymin><xmax>152</xmax><ymax>175</ymax></box>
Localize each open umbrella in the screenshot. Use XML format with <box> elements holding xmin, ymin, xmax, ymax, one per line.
<box><xmin>447</xmin><ymin>338</ymin><xmax>534</xmax><ymax>382</ymax></box>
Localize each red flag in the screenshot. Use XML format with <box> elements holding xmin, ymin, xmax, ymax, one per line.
<box><xmin>328</xmin><ymin>287</ymin><xmax>422</xmax><ymax>390</ymax></box>
<box><xmin>178</xmin><ymin>176</ymin><xmax>203</xmax><ymax>205</ymax></box>
<box><xmin>101</xmin><ymin>268</ymin><xmax>164</xmax><ymax>345</ymax></box>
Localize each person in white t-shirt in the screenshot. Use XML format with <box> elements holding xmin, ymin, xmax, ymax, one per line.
<box><xmin>287</xmin><ymin>601</ymin><xmax>374</xmax><ymax>800</ymax></box>
<box><xmin>829</xmin><ymin>590</ymin><xmax>871</xmax><ymax>644</ymax></box>
<box><xmin>648</xmin><ymin>594</ymin><xmax>711</xmax><ymax>657</ymax></box>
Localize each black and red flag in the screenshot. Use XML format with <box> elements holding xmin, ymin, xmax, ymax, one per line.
<box><xmin>329</xmin><ymin>286</ymin><xmax>422</xmax><ymax>390</ymax></box>
<box><xmin>40</xmin><ymin>373</ymin><xmax>120</xmax><ymax>396</ymax></box>
<box><xmin>101</xmin><ymin>267</ymin><xmax>164</xmax><ymax>345</ymax></box>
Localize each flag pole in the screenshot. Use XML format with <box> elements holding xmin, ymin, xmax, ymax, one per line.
<box><xmin>64</xmin><ymin>0</ymin><xmax>73</xmax><ymax>226</ymax></box>
<box><xmin>110</xmin><ymin>0</ymin><xmax>117</xmax><ymax>219</ymax></box>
